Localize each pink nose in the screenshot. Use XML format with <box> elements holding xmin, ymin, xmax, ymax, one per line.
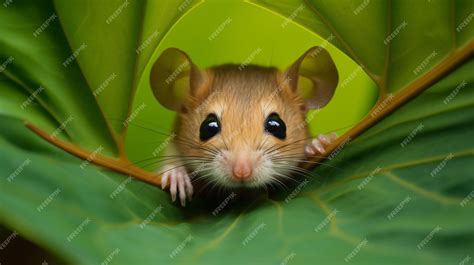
<box><xmin>233</xmin><ymin>160</ymin><xmax>252</xmax><ymax>180</ymax></box>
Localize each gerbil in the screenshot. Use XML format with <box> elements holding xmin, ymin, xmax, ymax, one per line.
<box><xmin>150</xmin><ymin>46</ymin><xmax>339</xmax><ymax>206</ymax></box>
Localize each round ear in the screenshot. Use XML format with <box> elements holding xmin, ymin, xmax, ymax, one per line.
<box><xmin>284</xmin><ymin>46</ymin><xmax>339</xmax><ymax>110</ymax></box>
<box><xmin>150</xmin><ymin>48</ymin><xmax>207</xmax><ymax>111</ymax></box>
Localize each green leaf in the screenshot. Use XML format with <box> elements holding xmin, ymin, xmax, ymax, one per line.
<box><xmin>0</xmin><ymin>0</ymin><xmax>473</xmax><ymax>264</ymax></box>
<box><xmin>53</xmin><ymin>0</ymin><xmax>202</xmax><ymax>139</ymax></box>
<box><xmin>1</xmin><ymin>58</ymin><xmax>473</xmax><ymax>264</ymax></box>
<box><xmin>0</xmin><ymin>1</ymin><xmax>118</xmax><ymax>154</ymax></box>
<box><xmin>0</xmin><ymin>0</ymin><xmax>201</xmax><ymax>157</ymax></box>
<box><xmin>249</xmin><ymin>0</ymin><xmax>474</xmax><ymax>92</ymax></box>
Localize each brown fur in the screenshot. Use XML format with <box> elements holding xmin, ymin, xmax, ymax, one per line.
<box><xmin>175</xmin><ymin>64</ymin><xmax>308</xmax><ymax>174</ymax></box>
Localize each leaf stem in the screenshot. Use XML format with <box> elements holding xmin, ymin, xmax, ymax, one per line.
<box><xmin>25</xmin><ymin>122</ymin><xmax>161</xmax><ymax>187</ymax></box>
<box><xmin>302</xmin><ymin>40</ymin><xmax>473</xmax><ymax>170</ymax></box>
<box><xmin>24</xmin><ymin>41</ymin><xmax>472</xmax><ymax>188</ymax></box>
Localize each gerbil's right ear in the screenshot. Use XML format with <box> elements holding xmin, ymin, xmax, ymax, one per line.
<box><xmin>150</xmin><ymin>48</ymin><xmax>208</xmax><ymax>111</ymax></box>
<box><xmin>284</xmin><ymin>46</ymin><xmax>338</xmax><ymax>110</ymax></box>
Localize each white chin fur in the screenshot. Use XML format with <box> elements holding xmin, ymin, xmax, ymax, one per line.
<box><xmin>192</xmin><ymin>153</ymin><xmax>297</xmax><ymax>189</ymax></box>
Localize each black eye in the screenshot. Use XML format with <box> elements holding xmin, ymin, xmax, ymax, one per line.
<box><xmin>265</xmin><ymin>113</ymin><xmax>286</xmax><ymax>140</ymax></box>
<box><xmin>200</xmin><ymin>114</ymin><xmax>221</xmax><ymax>141</ymax></box>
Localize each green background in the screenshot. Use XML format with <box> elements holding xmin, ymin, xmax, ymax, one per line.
<box><xmin>125</xmin><ymin>0</ymin><xmax>377</xmax><ymax>166</ymax></box>
<box><xmin>0</xmin><ymin>0</ymin><xmax>472</xmax><ymax>264</ymax></box>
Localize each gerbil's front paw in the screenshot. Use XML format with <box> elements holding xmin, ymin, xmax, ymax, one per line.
<box><xmin>305</xmin><ymin>132</ymin><xmax>338</xmax><ymax>156</ymax></box>
<box><xmin>159</xmin><ymin>165</ymin><xmax>193</xmax><ymax>207</ymax></box>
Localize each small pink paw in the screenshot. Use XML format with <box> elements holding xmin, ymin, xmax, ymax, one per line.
<box><xmin>305</xmin><ymin>132</ymin><xmax>338</xmax><ymax>156</ymax></box>
<box><xmin>159</xmin><ymin>165</ymin><xmax>193</xmax><ymax>206</ymax></box>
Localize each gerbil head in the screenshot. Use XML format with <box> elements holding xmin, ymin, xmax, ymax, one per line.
<box><xmin>150</xmin><ymin>47</ymin><xmax>338</xmax><ymax>190</ymax></box>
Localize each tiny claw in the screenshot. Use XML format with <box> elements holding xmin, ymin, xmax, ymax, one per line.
<box><xmin>328</xmin><ymin>132</ymin><xmax>338</xmax><ymax>141</ymax></box>
<box><xmin>170</xmin><ymin>174</ymin><xmax>177</xmax><ymax>202</ymax></box>
<box><xmin>177</xmin><ymin>174</ymin><xmax>187</xmax><ymax>207</ymax></box>
<box><xmin>312</xmin><ymin>139</ymin><xmax>326</xmax><ymax>154</ymax></box>
<box><xmin>184</xmin><ymin>176</ymin><xmax>193</xmax><ymax>202</ymax></box>
<box><xmin>161</xmin><ymin>174</ymin><xmax>168</xmax><ymax>190</ymax></box>
<box><xmin>305</xmin><ymin>145</ymin><xmax>315</xmax><ymax>156</ymax></box>
<box><xmin>157</xmin><ymin>165</ymin><xmax>193</xmax><ymax>206</ymax></box>
<box><xmin>318</xmin><ymin>134</ymin><xmax>331</xmax><ymax>145</ymax></box>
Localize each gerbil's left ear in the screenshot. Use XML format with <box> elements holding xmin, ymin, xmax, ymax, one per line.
<box><xmin>150</xmin><ymin>48</ymin><xmax>208</xmax><ymax>112</ymax></box>
<box><xmin>284</xmin><ymin>46</ymin><xmax>338</xmax><ymax>110</ymax></box>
